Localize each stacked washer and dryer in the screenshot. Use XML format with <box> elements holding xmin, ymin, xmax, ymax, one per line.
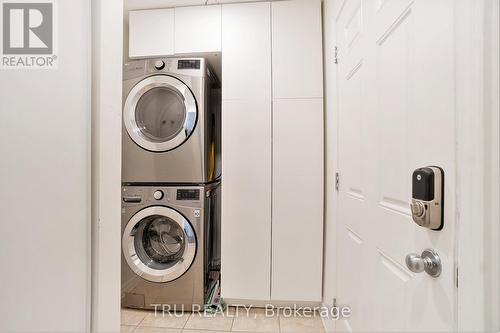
<box><xmin>121</xmin><ymin>58</ymin><xmax>221</xmax><ymax>310</ymax></box>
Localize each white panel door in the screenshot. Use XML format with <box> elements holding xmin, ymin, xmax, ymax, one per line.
<box><xmin>272</xmin><ymin>0</ymin><xmax>323</xmax><ymax>99</ymax></box>
<box><xmin>129</xmin><ymin>9</ymin><xmax>174</xmax><ymax>58</ymax></box>
<box><xmin>271</xmin><ymin>99</ymin><xmax>324</xmax><ymax>301</ymax></box>
<box><xmin>335</xmin><ymin>0</ymin><xmax>456</xmax><ymax>331</ymax></box>
<box><xmin>221</xmin><ymin>100</ymin><xmax>272</xmax><ymax>300</ymax></box>
<box><xmin>174</xmin><ymin>5</ymin><xmax>222</xmax><ymax>54</ymax></box>
<box><xmin>221</xmin><ymin>2</ymin><xmax>271</xmax><ymax>100</ymax></box>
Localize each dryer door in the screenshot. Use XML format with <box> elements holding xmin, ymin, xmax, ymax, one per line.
<box><xmin>123</xmin><ymin>206</ymin><xmax>197</xmax><ymax>283</ymax></box>
<box><xmin>124</xmin><ymin>75</ymin><xmax>197</xmax><ymax>152</ymax></box>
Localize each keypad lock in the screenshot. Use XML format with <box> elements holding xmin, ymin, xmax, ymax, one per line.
<box><xmin>410</xmin><ymin>166</ymin><xmax>444</xmax><ymax>230</ymax></box>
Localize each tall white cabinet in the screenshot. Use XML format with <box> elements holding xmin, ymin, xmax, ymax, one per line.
<box><xmin>221</xmin><ymin>2</ymin><xmax>272</xmax><ymax>301</ymax></box>
<box><xmin>271</xmin><ymin>0</ymin><xmax>324</xmax><ymax>302</ymax></box>
<box><xmin>221</xmin><ymin>0</ymin><xmax>323</xmax><ymax>303</ymax></box>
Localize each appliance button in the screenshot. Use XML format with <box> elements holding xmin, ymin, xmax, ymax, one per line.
<box><xmin>154</xmin><ymin>60</ymin><xmax>165</xmax><ymax>70</ymax></box>
<box><xmin>153</xmin><ymin>190</ymin><xmax>164</xmax><ymax>200</ymax></box>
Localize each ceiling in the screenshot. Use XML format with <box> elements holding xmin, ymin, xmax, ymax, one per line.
<box><xmin>125</xmin><ymin>0</ymin><xmax>271</xmax><ymax>11</ymax></box>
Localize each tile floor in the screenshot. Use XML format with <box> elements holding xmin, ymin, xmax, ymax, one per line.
<box><xmin>121</xmin><ymin>307</ymin><xmax>326</xmax><ymax>333</ymax></box>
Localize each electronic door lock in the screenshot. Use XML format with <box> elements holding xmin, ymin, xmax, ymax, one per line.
<box><xmin>410</xmin><ymin>166</ymin><xmax>444</xmax><ymax>230</ymax></box>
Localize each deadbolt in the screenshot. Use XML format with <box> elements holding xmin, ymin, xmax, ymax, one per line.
<box><xmin>410</xmin><ymin>166</ymin><xmax>444</xmax><ymax>230</ymax></box>
<box><xmin>405</xmin><ymin>249</ymin><xmax>442</xmax><ymax>278</ymax></box>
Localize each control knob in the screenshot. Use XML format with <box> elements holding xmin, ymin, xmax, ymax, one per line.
<box><xmin>154</xmin><ymin>60</ymin><xmax>165</xmax><ymax>70</ymax></box>
<box><xmin>153</xmin><ymin>190</ymin><xmax>164</xmax><ymax>200</ymax></box>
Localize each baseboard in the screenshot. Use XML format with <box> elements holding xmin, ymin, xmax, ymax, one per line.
<box><xmin>223</xmin><ymin>298</ymin><xmax>322</xmax><ymax>308</ymax></box>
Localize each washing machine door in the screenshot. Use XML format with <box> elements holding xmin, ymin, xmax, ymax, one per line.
<box><xmin>124</xmin><ymin>75</ymin><xmax>197</xmax><ymax>152</ymax></box>
<box><xmin>122</xmin><ymin>206</ymin><xmax>197</xmax><ymax>283</ymax></box>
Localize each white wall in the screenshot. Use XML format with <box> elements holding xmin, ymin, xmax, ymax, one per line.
<box><xmin>0</xmin><ymin>0</ymin><xmax>91</xmax><ymax>331</ymax></box>
<box><xmin>91</xmin><ymin>0</ymin><xmax>123</xmax><ymax>331</ymax></box>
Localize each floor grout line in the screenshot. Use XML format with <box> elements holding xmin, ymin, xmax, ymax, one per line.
<box><xmin>181</xmin><ymin>313</ymin><xmax>192</xmax><ymax>331</ymax></box>
<box><xmin>231</xmin><ymin>308</ymin><xmax>238</xmax><ymax>332</ymax></box>
<box><xmin>136</xmin><ymin>313</ymin><xmax>147</xmax><ymax>328</ymax></box>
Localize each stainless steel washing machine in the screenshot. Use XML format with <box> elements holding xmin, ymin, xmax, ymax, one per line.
<box><xmin>121</xmin><ymin>184</ymin><xmax>220</xmax><ymax>310</ymax></box>
<box><xmin>122</xmin><ymin>57</ymin><xmax>221</xmax><ymax>184</ymax></box>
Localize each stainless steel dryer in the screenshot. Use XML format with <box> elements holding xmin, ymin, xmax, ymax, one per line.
<box><xmin>122</xmin><ymin>57</ymin><xmax>221</xmax><ymax>184</ymax></box>
<box><xmin>121</xmin><ymin>184</ymin><xmax>219</xmax><ymax>310</ymax></box>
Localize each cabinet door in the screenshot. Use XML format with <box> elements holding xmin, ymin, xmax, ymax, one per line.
<box><xmin>129</xmin><ymin>9</ymin><xmax>174</xmax><ymax>58</ymax></box>
<box><xmin>272</xmin><ymin>0</ymin><xmax>323</xmax><ymax>99</ymax></box>
<box><xmin>221</xmin><ymin>100</ymin><xmax>272</xmax><ymax>301</ymax></box>
<box><xmin>272</xmin><ymin>98</ymin><xmax>324</xmax><ymax>302</ymax></box>
<box><xmin>174</xmin><ymin>5</ymin><xmax>222</xmax><ymax>54</ymax></box>
<box><xmin>222</xmin><ymin>2</ymin><xmax>271</xmax><ymax>100</ymax></box>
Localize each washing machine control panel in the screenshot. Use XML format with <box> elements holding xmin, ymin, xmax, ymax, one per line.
<box><xmin>122</xmin><ymin>187</ymin><xmax>203</xmax><ymax>209</ymax></box>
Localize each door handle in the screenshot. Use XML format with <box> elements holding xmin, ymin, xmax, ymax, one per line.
<box><xmin>405</xmin><ymin>249</ymin><xmax>442</xmax><ymax>278</ymax></box>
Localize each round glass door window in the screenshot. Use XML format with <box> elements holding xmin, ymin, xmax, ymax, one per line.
<box><xmin>135</xmin><ymin>87</ymin><xmax>187</xmax><ymax>143</ymax></box>
<box><xmin>122</xmin><ymin>206</ymin><xmax>196</xmax><ymax>283</ymax></box>
<box><xmin>124</xmin><ymin>75</ymin><xmax>197</xmax><ymax>152</ymax></box>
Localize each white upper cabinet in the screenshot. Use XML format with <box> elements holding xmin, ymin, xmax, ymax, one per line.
<box><xmin>129</xmin><ymin>9</ymin><xmax>175</xmax><ymax>58</ymax></box>
<box><xmin>272</xmin><ymin>0</ymin><xmax>323</xmax><ymax>99</ymax></box>
<box><xmin>222</xmin><ymin>2</ymin><xmax>272</xmax><ymax>100</ymax></box>
<box><xmin>174</xmin><ymin>5</ymin><xmax>222</xmax><ymax>54</ymax></box>
<box><xmin>129</xmin><ymin>6</ymin><xmax>221</xmax><ymax>58</ymax></box>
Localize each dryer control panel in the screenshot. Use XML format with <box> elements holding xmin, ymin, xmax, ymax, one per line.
<box><xmin>178</xmin><ymin>59</ymin><xmax>201</xmax><ymax>70</ymax></box>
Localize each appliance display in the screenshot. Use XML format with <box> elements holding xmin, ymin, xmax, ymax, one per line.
<box><xmin>122</xmin><ymin>57</ymin><xmax>221</xmax><ymax>184</ymax></box>
<box><xmin>177</xmin><ymin>189</ymin><xmax>201</xmax><ymax>201</ymax></box>
<box><xmin>121</xmin><ymin>184</ymin><xmax>220</xmax><ymax>310</ymax></box>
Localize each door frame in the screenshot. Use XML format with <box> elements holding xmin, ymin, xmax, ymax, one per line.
<box><xmin>91</xmin><ymin>0</ymin><xmax>123</xmax><ymax>331</ymax></box>
<box><xmin>329</xmin><ymin>0</ymin><xmax>499</xmax><ymax>331</ymax></box>
<box><xmin>455</xmin><ymin>0</ymin><xmax>499</xmax><ymax>330</ymax></box>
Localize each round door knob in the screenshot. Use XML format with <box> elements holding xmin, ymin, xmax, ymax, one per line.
<box><xmin>154</xmin><ymin>60</ymin><xmax>165</xmax><ymax>70</ymax></box>
<box><xmin>405</xmin><ymin>254</ymin><xmax>426</xmax><ymax>273</ymax></box>
<box><xmin>153</xmin><ymin>190</ymin><xmax>164</xmax><ymax>200</ymax></box>
<box><xmin>405</xmin><ymin>249</ymin><xmax>442</xmax><ymax>278</ymax></box>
